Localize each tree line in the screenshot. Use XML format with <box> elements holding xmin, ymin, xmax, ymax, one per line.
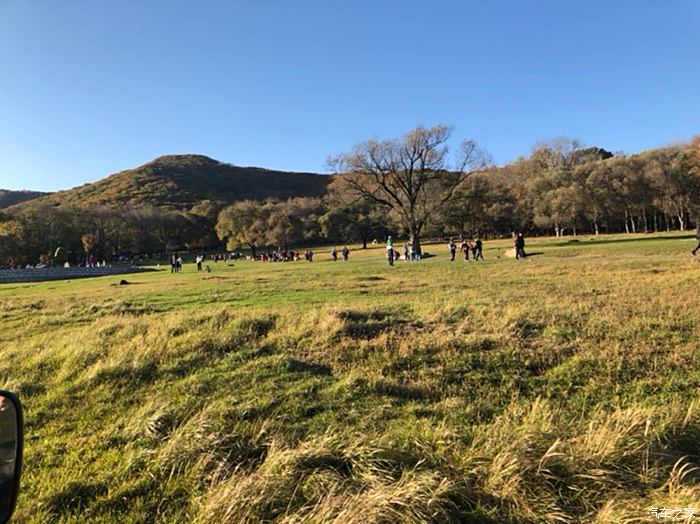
<box><xmin>0</xmin><ymin>203</ymin><xmax>217</xmax><ymax>266</ymax></box>
<box><xmin>440</xmin><ymin>136</ymin><xmax>700</xmax><ymax>239</ymax></box>
<box><xmin>1</xmin><ymin>126</ymin><xmax>699</xmax><ymax>266</ymax></box>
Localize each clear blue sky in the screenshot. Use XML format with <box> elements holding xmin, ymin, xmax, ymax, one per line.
<box><xmin>1</xmin><ymin>1</ymin><xmax>699</xmax><ymax>191</ymax></box>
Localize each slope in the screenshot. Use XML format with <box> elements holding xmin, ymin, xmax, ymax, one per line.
<box><xmin>0</xmin><ymin>190</ymin><xmax>48</xmax><ymax>209</ymax></box>
<box><xmin>14</xmin><ymin>154</ymin><xmax>329</xmax><ymax>211</ymax></box>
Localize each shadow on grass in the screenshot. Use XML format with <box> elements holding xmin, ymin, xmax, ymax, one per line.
<box><xmin>43</xmin><ymin>480</ymin><xmax>109</xmax><ymax>517</ymax></box>
<box><xmin>547</xmin><ymin>234</ymin><xmax>695</xmax><ymax>248</ymax></box>
<box><xmin>333</xmin><ymin>308</ymin><xmax>410</xmax><ymax>341</ymax></box>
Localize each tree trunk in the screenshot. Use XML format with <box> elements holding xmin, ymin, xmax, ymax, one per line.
<box><xmin>410</xmin><ymin>230</ymin><xmax>421</xmax><ymax>258</ymax></box>
<box><xmin>250</xmin><ymin>244</ymin><xmax>257</xmax><ymax>259</ymax></box>
<box><xmin>678</xmin><ymin>214</ymin><xmax>686</xmax><ymax>231</ymax></box>
<box><xmin>642</xmin><ymin>207</ymin><xmax>648</xmax><ymax>233</ymax></box>
<box><xmin>653</xmin><ymin>213</ymin><xmax>658</xmax><ymax>232</ymax></box>
<box><xmin>593</xmin><ymin>219</ymin><xmax>599</xmax><ymax>236</ymax></box>
<box><xmin>624</xmin><ymin>209</ymin><xmax>630</xmax><ymax>234</ymax></box>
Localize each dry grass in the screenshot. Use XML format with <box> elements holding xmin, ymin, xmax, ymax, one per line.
<box><xmin>1</xmin><ymin>233</ymin><xmax>700</xmax><ymax>522</ymax></box>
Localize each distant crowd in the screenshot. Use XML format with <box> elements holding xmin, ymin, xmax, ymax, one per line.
<box><xmin>8</xmin><ymin>225</ymin><xmax>700</xmax><ymax>273</ymax></box>
<box><xmin>385</xmin><ymin>235</ymin><xmax>490</xmax><ymax>266</ymax></box>
<box><xmin>446</xmin><ymin>238</ymin><xmax>485</xmax><ymax>262</ymax></box>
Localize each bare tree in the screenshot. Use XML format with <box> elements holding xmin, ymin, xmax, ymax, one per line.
<box><xmin>327</xmin><ymin>124</ymin><xmax>490</xmax><ymax>254</ymax></box>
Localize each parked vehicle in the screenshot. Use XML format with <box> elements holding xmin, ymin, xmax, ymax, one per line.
<box><xmin>0</xmin><ymin>391</ymin><xmax>22</xmax><ymax>524</ymax></box>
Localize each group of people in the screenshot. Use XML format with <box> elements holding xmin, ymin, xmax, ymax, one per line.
<box><xmin>260</xmin><ymin>250</ymin><xmax>300</xmax><ymax>262</ymax></box>
<box><xmin>385</xmin><ymin>236</ymin><xmax>423</xmax><ymax>265</ymax></box>
<box><xmin>210</xmin><ymin>252</ymin><xmax>240</xmax><ymax>262</ymax></box>
<box><xmin>255</xmin><ymin>247</ymin><xmax>353</xmax><ymax>263</ymax></box>
<box><xmin>448</xmin><ymin>238</ymin><xmax>484</xmax><ymax>261</ymax></box>
<box><xmin>330</xmin><ymin>246</ymin><xmax>350</xmax><ymax>261</ymax></box>
<box><xmin>170</xmin><ymin>225</ymin><xmax>700</xmax><ymax>273</ymax></box>
<box><xmin>170</xmin><ymin>253</ymin><xmax>184</xmax><ymax>272</ymax></box>
<box><xmin>387</xmin><ymin>236</ymin><xmax>489</xmax><ymax>266</ymax></box>
<box><xmin>190</xmin><ymin>252</ymin><xmax>239</xmax><ymax>271</ymax></box>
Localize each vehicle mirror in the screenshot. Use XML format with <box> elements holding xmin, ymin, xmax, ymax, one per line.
<box><xmin>0</xmin><ymin>391</ymin><xmax>22</xmax><ymax>524</ymax></box>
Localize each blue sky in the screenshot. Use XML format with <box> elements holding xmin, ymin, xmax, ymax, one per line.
<box><xmin>1</xmin><ymin>1</ymin><xmax>699</xmax><ymax>191</ymax></box>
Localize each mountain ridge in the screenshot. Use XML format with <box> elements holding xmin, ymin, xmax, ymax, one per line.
<box><xmin>0</xmin><ymin>189</ymin><xmax>48</xmax><ymax>209</ymax></box>
<box><xmin>8</xmin><ymin>154</ymin><xmax>330</xmax><ymax>211</ymax></box>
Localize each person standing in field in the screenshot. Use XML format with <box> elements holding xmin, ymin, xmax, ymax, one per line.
<box><xmin>473</xmin><ymin>238</ymin><xmax>484</xmax><ymax>260</ymax></box>
<box><xmin>170</xmin><ymin>253</ymin><xmax>177</xmax><ymax>273</ymax></box>
<box><xmin>342</xmin><ymin>246</ymin><xmax>350</xmax><ymax>261</ymax></box>
<box><xmin>692</xmin><ymin>224</ymin><xmax>700</xmax><ymax>256</ymax></box>
<box><xmin>386</xmin><ymin>235</ymin><xmax>394</xmax><ymax>266</ymax></box>
<box><xmin>515</xmin><ymin>233</ymin><xmax>526</xmax><ymax>259</ymax></box>
<box><xmin>448</xmin><ymin>239</ymin><xmax>456</xmax><ymax>261</ymax></box>
<box><xmin>196</xmin><ymin>254</ymin><xmax>203</xmax><ymax>271</ymax></box>
<box><xmin>331</xmin><ymin>247</ymin><xmax>338</xmax><ymax>261</ymax></box>
<box><xmin>412</xmin><ymin>243</ymin><xmax>421</xmax><ymax>261</ymax></box>
<box><xmin>459</xmin><ymin>239</ymin><xmax>469</xmax><ymax>261</ymax></box>
<box><xmin>403</xmin><ymin>242</ymin><xmax>410</xmax><ymax>262</ymax></box>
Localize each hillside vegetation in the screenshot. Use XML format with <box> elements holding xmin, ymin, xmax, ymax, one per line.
<box><xmin>2</xmin><ymin>233</ymin><xmax>700</xmax><ymax>523</ymax></box>
<box><xmin>14</xmin><ymin>155</ymin><xmax>329</xmax><ymax>211</ymax></box>
<box><xmin>0</xmin><ymin>190</ymin><xmax>46</xmax><ymax>209</ymax></box>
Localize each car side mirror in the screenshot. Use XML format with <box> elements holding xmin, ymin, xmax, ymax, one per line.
<box><xmin>0</xmin><ymin>391</ymin><xmax>23</xmax><ymax>524</ymax></box>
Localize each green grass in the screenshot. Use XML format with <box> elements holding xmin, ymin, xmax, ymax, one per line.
<box><xmin>2</xmin><ymin>232</ymin><xmax>700</xmax><ymax>523</ymax></box>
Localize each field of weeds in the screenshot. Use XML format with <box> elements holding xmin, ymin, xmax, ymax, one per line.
<box><xmin>2</xmin><ymin>233</ymin><xmax>700</xmax><ymax>523</ymax></box>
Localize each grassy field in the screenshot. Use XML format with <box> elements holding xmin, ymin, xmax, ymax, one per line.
<box><xmin>2</xmin><ymin>233</ymin><xmax>700</xmax><ymax>523</ymax></box>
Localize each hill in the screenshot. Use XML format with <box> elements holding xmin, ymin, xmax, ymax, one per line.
<box><xmin>0</xmin><ymin>189</ymin><xmax>47</xmax><ymax>209</ymax></box>
<box><xmin>14</xmin><ymin>154</ymin><xmax>329</xmax><ymax>211</ymax></box>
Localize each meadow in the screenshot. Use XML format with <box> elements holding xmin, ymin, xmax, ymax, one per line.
<box><xmin>1</xmin><ymin>233</ymin><xmax>700</xmax><ymax>523</ymax></box>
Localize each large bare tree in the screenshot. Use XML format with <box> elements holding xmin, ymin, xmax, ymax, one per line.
<box><xmin>327</xmin><ymin>124</ymin><xmax>490</xmax><ymax>254</ymax></box>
